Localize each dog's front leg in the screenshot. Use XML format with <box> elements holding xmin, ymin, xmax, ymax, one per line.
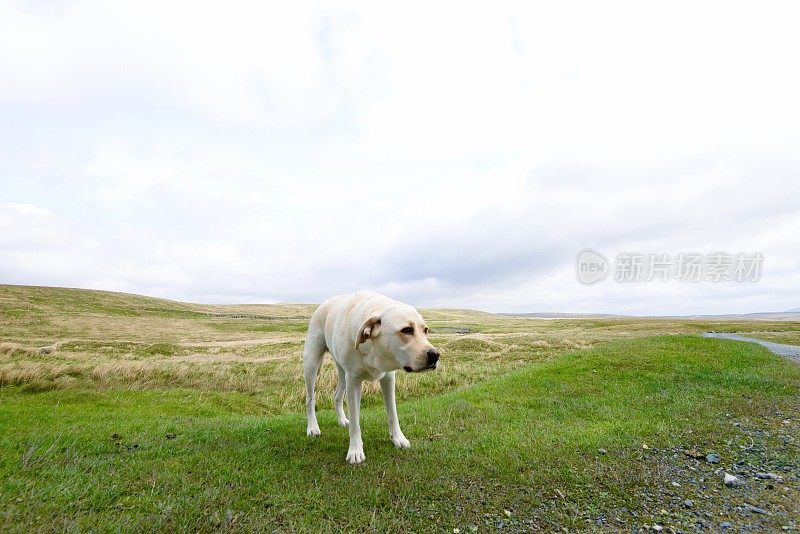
<box><xmin>380</xmin><ymin>371</ymin><xmax>410</xmax><ymax>449</ymax></box>
<box><xmin>345</xmin><ymin>374</ymin><xmax>365</xmax><ymax>464</ymax></box>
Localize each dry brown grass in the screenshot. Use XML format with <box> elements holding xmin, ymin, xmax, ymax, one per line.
<box><xmin>2</xmin><ymin>284</ymin><xmax>800</xmax><ymax>410</ymax></box>
<box><xmin>744</xmin><ymin>330</ymin><xmax>800</xmax><ymax>345</ymax></box>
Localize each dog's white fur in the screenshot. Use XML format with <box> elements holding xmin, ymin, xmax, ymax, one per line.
<box><xmin>304</xmin><ymin>291</ymin><xmax>440</xmax><ymax>464</ymax></box>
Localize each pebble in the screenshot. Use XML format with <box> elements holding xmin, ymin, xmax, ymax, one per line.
<box><xmin>683</xmin><ymin>500</ymin><xmax>694</xmax><ymax>508</ymax></box>
<box><xmin>598</xmin><ymin>448</ymin><xmax>607</xmax><ymax>454</ymax></box>
<box><xmin>706</xmin><ymin>453</ymin><xmax>721</xmax><ymax>464</ymax></box>
<box><xmin>720</xmin><ymin>521</ymin><xmax>732</xmax><ymax>529</ymax></box>
<box><xmin>652</xmin><ymin>525</ymin><xmax>663</xmax><ymax>532</ymax></box>
<box><xmin>724</xmin><ymin>473</ymin><xmax>743</xmax><ymax>487</ymax></box>
<box><xmin>747</xmin><ymin>504</ymin><xmax>768</xmax><ymax>515</ymax></box>
<box><xmin>755</xmin><ymin>472</ymin><xmax>781</xmax><ymax>481</ymax></box>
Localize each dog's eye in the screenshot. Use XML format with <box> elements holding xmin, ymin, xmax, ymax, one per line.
<box><xmin>423</xmin><ymin>327</ymin><xmax>429</xmax><ymax>335</ymax></box>
<box><xmin>401</xmin><ymin>326</ymin><xmax>414</xmax><ymax>335</ymax></box>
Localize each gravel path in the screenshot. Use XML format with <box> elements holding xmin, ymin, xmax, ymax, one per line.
<box><xmin>703</xmin><ymin>332</ymin><xmax>800</xmax><ymax>363</ymax></box>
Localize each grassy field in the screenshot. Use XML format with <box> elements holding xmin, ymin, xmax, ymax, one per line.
<box><xmin>745</xmin><ymin>331</ymin><xmax>800</xmax><ymax>346</ymax></box>
<box><xmin>1</xmin><ymin>285</ymin><xmax>800</xmax><ymax>531</ymax></box>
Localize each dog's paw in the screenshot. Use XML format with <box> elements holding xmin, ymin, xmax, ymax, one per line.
<box><xmin>337</xmin><ymin>417</ymin><xmax>350</xmax><ymax>427</ymax></box>
<box><xmin>306</xmin><ymin>425</ymin><xmax>321</xmax><ymax>437</ymax></box>
<box><xmin>391</xmin><ymin>433</ymin><xmax>411</xmax><ymax>449</ymax></box>
<box><xmin>346</xmin><ymin>447</ymin><xmax>366</xmax><ymax>464</ymax></box>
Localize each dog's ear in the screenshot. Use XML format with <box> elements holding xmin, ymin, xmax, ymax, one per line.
<box><xmin>355</xmin><ymin>315</ymin><xmax>382</xmax><ymax>349</ymax></box>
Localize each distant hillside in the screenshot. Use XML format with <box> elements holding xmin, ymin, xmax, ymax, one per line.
<box><xmin>498</xmin><ymin>312</ymin><xmax>623</xmax><ymax>319</ymax></box>
<box><xmin>0</xmin><ymin>284</ymin><xmax>317</xmax><ymax>319</ymax></box>
<box><xmin>0</xmin><ymin>285</ymin><xmax>497</xmax><ymax>323</ymax></box>
<box><xmin>501</xmin><ymin>310</ymin><xmax>800</xmax><ymax>321</ymax></box>
<box><xmin>2</xmin><ymin>284</ymin><xmax>798</xmax><ymax>322</ymax></box>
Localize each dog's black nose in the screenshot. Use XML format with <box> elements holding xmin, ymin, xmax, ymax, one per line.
<box><xmin>426</xmin><ymin>348</ymin><xmax>440</xmax><ymax>366</ymax></box>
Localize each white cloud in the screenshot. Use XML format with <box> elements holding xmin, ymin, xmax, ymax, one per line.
<box><xmin>1</xmin><ymin>1</ymin><xmax>799</xmax><ymax>313</ymax></box>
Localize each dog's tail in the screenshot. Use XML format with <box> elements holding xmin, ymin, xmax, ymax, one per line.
<box><xmin>303</xmin><ymin>306</ymin><xmax>329</xmax><ymax>432</ymax></box>
<box><xmin>303</xmin><ymin>306</ymin><xmax>328</xmax><ymax>375</ymax></box>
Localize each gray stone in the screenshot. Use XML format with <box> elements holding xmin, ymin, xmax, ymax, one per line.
<box><xmin>724</xmin><ymin>473</ymin><xmax>743</xmax><ymax>487</ymax></box>
<box><xmin>706</xmin><ymin>453</ymin><xmax>721</xmax><ymax>464</ymax></box>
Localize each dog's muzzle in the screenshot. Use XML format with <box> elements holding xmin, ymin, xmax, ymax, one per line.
<box><xmin>403</xmin><ymin>348</ymin><xmax>440</xmax><ymax>372</ymax></box>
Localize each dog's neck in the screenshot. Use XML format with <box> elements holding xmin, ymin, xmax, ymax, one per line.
<box><xmin>358</xmin><ymin>347</ymin><xmax>399</xmax><ymax>379</ymax></box>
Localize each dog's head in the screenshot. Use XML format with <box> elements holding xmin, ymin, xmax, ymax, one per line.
<box><xmin>354</xmin><ymin>305</ymin><xmax>440</xmax><ymax>373</ymax></box>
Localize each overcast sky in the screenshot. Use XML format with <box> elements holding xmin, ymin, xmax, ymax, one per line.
<box><xmin>2</xmin><ymin>1</ymin><xmax>799</xmax><ymax>314</ymax></box>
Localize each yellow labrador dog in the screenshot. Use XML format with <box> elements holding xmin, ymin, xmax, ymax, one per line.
<box><xmin>304</xmin><ymin>291</ymin><xmax>440</xmax><ymax>463</ymax></box>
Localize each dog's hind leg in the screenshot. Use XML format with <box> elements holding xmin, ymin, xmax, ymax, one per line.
<box><xmin>304</xmin><ymin>325</ymin><xmax>326</xmax><ymax>437</ymax></box>
<box><xmin>333</xmin><ymin>361</ymin><xmax>348</xmax><ymax>427</ymax></box>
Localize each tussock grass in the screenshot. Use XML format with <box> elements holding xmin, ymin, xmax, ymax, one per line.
<box><xmin>0</xmin><ymin>342</ymin><xmax>33</xmax><ymax>358</ymax></box>
<box><xmin>745</xmin><ymin>331</ymin><xmax>800</xmax><ymax>345</ymax></box>
<box><xmin>142</xmin><ymin>342</ymin><xmax>180</xmax><ymax>357</ymax></box>
<box><xmin>442</xmin><ymin>335</ymin><xmax>505</xmax><ymax>352</ymax></box>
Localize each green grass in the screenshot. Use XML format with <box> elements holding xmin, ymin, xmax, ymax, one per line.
<box><xmin>142</xmin><ymin>342</ymin><xmax>182</xmax><ymax>357</ymax></box>
<box><xmin>2</xmin><ymin>336</ymin><xmax>798</xmax><ymax>532</ymax></box>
